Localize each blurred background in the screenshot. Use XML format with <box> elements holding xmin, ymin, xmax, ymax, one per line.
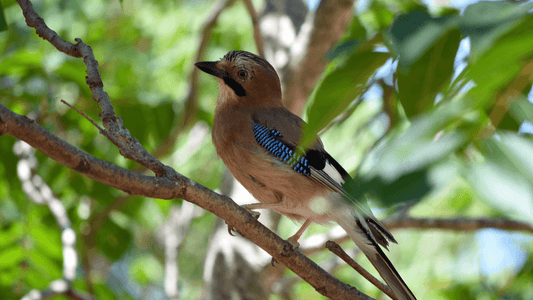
<box><xmin>1</xmin><ymin>0</ymin><xmax>533</xmax><ymax>299</ymax></box>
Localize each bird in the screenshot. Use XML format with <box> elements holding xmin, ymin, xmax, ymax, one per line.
<box><xmin>195</xmin><ymin>50</ymin><xmax>416</xmax><ymax>300</ymax></box>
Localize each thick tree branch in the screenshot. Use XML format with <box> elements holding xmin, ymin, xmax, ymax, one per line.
<box><xmin>0</xmin><ymin>105</ymin><xmax>371</xmax><ymax>300</ymax></box>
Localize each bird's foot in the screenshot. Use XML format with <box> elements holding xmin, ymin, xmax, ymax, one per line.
<box><xmin>281</xmin><ymin>237</ymin><xmax>300</xmax><ymax>256</ymax></box>
<box><xmin>246</xmin><ymin>210</ymin><xmax>261</xmax><ymax>223</ymax></box>
<box><xmin>225</xmin><ymin>221</ymin><xmax>236</xmax><ymax>236</ymax></box>
<box><xmin>270</xmin><ymin>257</ymin><xmax>278</xmax><ymax>266</ymax></box>
<box><xmin>271</xmin><ymin>237</ymin><xmax>300</xmax><ymax>266</ymax></box>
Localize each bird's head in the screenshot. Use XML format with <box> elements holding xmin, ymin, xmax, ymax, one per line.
<box><xmin>195</xmin><ymin>50</ymin><xmax>282</xmax><ymax>107</ymax></box>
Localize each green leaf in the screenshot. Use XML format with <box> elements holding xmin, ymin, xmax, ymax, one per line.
<box><xmin>0</xmin><ymin>3</ymin><xmax>7</xmax><ymax>32</ymax></box>
<box><xmin>389</xmin><ymin>9</ymin><xmax>459</xmax><ymax>68</ymax></box>
<box><xmin>31</xmin><ymin>225</ymin><xmax>62</xmax><ymax>260</ymax></box>
<box><xmin>151</xmin><ymin>102</ymin><xmax>176</xmax><ymax>142</ymax></box>
<box><xmin>465</xmin><ymin>15</ymin><xmax>533</xmax><ymax>109</ymax></box>
<box><xmin>348</xmin><ymin>102</ymin><xmax>468</xmax><ymax>206</ymax></box>
<box><xmin>129</xmin><ymin>255</ymin><xmax>164</xmax><ymax>285</ymax></box>
<box><xmin>358</xmin><ymin>0</ymin><xmax>395</xmax><ymax>34</ymax></box>
<box><xmin>327</xmin><ymin>17</ymin><xmax>367</xmax><ymax>60</ymax></box>
<box><xmin>0</xmin><ymin>222</ymin><xmax>23</xmax><ymax>249</ymax></box>
<box><xmin>0</xmin><ymin>266</ymin><xmax>20</xmax><ymax>286</ymax></box>
<box><xmin>487</xmin><ymin>132</ymin><xmax>533</xmax><ymax>185</ymax></box>
<box><xmin>390</xmin><ymin>9</ymin><xmax>461</xmax><ymax>118</ymax></box>
<box><xmin>509</xmin><ymin>98</ymin><xmax>533</xmax><ymax>125</ymax></box>
<box><xmin>93</xmin><ymin>283</ymin><xmax>118</xmax><ymax>300</ymax></box>
<box><xmin>346</xmin><ymin>169</ymin><xmax>431</xmax><ymax>207</ymax></box>
<box><xmin>28</xmin><ymin>250</ymin><xmax>62</xmax><ymax>280</ymax></box>
<box><xmin>302</xmin><ymin>36</ymin><xmax>390</xmax><ymax>147</ymax></box>
<box><xmin>471</xmin><ymin>133</ymin><xmax>533</xmax><ymax>220</ymax></box>
<box><xmin>96</xmin><ymin>219</ymin><xmax>132</xmax><ymax>261</ymax></box>
<box><xmin>468</xmin><ymin>161</ymin><xmax>533</xmax><ymax>221</ymax></box>
<box><xmin>0</xmin><ymin>246</ymin><xmax>24</xmax><ymax>268</ymax></box>
<box><xmin>460</xmin><ymin>1</ymin><xmax>533</xmax><ymax>60</ymax></box>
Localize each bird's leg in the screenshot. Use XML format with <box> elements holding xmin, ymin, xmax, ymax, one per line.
<box><xmin>276</xmin><ymin>219</ymin><xmax>312</xmax><ymax>260</ymax></box>
<box><xmin>286</xmin><ymin>219</ymin><xmax>312</xmax><ymax>249</ymax></box>
<box><xmin>273</xmin><ymin>219</ymin><xmax>313</xmax><ymax>264</ymax></box>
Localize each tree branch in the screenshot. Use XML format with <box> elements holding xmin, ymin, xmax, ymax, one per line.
<box><xmin>384</xmin><ymin>217</ymin><xmax>533</xmax><ymax>233</ymax></box>
<box><xmin>299</xmin><ymin>217</ymin><xmax>533</xmax><ymax>256</ymax></box>
<box><xmin>16</xmin><ymin>0</ymin><xmax>169</xmax><ymax>177</ymax></box>
<box><xmin>483</xmin><ymin>58</ymin><xmax>533</xmax><ymax>137</ymax></box>
<box><xmin>177</xmin><ymin>0</ymin><xmax>237</xmax><ymax>131</ymax></box>
<box><xmin>0</xmin><ymin>104</ymin><xmax>370</xmax><ymax>300</ymax></box>
<box><xmin>326</xmin><ymin>241</ymin><xmax>396</xmax><ymax>300</ymax></box>
<box><xmin>243</xmin><ymin>0</ymin><xmax>264</xmax><ymax>57</ymax></box>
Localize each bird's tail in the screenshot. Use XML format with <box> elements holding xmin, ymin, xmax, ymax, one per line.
<box><xmin>333</xmin><ymin>213</ymin><xmax>417</xmax><ymax>300</ymax></box>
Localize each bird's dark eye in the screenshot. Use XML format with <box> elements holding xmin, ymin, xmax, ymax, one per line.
<box><xmin>237</xmin><ymin>70</ymin><xmax>247</xmax><ymax>79</ymax></box>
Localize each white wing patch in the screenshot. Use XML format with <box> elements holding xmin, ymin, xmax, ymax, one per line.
<box><xmin>323</xmin><ymin>161</ymin><xmax>345</xmax><ymax>186</ymax></box>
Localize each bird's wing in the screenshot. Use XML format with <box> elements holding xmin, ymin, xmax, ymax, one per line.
<box><xmin>251</xmin><ymin>108</ymin><xmax>395</xmax><ymax>245</ymax></box>
<box><xmin>252</xmin><ymin>109</ymin><xmax>416</xmax><ymax>299</ymax></box>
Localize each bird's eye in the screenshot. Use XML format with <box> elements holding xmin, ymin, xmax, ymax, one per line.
<box><xmin>237</xmin><ymin>70</ymin><xmax>247</xmax><ymax>79</ymax></box>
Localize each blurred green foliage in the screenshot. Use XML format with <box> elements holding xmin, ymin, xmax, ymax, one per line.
<box><xmin>0</xmin><ymin>0</ymin><xmax>532</xmax><ymax>299</ymax></box>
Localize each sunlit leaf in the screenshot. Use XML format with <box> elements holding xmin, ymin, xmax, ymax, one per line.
<box><xmin>0</xmin><ymin>246</ymin><xmax>24</xmax><ymax>268</ymax></box>
<box><xmin>468</xmin><ymin>162</ymin><xmax>533</xmax><ymax>221</ymax></box>
<box><xmin>348</xmin><ymin>102</ymin><xmax>468</xmax><ymax>206</ymax></box>
<box><xmin>129</xmin><ymin>255</ymin><xmax>164</xmax><ymax>285</ymax></box>
<box><xmin>509</xmin><ymin>98</ymin><xmax>533</xmax><ymax>125</ymax></box>
<box><xmin>31</xmin><ymin>225</ymin><xmax>62</xmax><ymax>259</ymax></box>
<box><xmin>490</xmin><ymin>132</ymin><xmax>533</xmax><ymax>185</ymax></box>
<box><xmin>28</xmin><ymin>250</ymin><xmax>62</xmax><ymax>280</ymax></box>
<box><xmin>0</xmin><ymin>222</ymin><xmax>23</xmax><ymax>248</ymax></box>
<box><xmin>465</xmin><ymin>14</ymin><xmax>533</xmax><ymax>108</ymax></box>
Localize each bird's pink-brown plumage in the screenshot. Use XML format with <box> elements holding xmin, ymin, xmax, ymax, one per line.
<box><xmin>196</xmin><ymin>50</ymin><xmax>416</xmax><ymax>300</ymax></box>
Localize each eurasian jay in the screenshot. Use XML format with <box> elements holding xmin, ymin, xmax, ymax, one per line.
<box><xmin>195</xmin><ymin>50</ymin><xmax>416</xmax><ymax>300</ymax></box>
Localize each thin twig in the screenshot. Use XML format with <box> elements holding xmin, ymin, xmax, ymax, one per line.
<box><xmin>481</xmin><ymin>58</ymin><xmax>533</xmax><ymax>139</ymax></box>
<box><xmin>61</xmin><ymin>100</ymin><xmax>104</xmax><ymax>132</ymax></box>
<box><xmin>384</xmin><ymin>217</ymin><xmax>533</xmax><ymax>233</ymax></box>
<box><xmin>243</xmin><ymin>0</ymin><xmax>264</xmax><ymax>57</ymax></box>
<box><xmin>178</xmin><ymin>0</ymin><xmax>236</xmax><ymax>131</ymax></box>
<box><xmin>299</xmin><ymin>217</ymin><xmax>533</xmax><ymax>256</ymax></box>
<box><xmin>16</xmin><ymin>0</ymin><xmax>81</xmax><ymax>57</ymax></box>
<box><xmin>60</xmin><ymin>100</ymin><xmax>138</xmax><ymax>160</ymax></box>
<box><xmin>326</xmin><ymin>241</ymin><xmax>397</xmax><ymax>300</ymax></box>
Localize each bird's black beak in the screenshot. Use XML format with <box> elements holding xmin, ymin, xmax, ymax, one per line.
<box><xmin>195</xmin><ymin>61</ymin><xmax>224</xmax><ymax>78</ymax></box>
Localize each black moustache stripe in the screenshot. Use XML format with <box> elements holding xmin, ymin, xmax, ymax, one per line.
<box><xmin>223</xmin><ymin>76</ymin><xmax>246</xmax><ymax>97</ymax></box>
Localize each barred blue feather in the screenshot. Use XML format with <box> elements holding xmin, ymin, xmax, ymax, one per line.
<box><xmin>253</xmin><ymin>123</ymin><xmax>310</xmax><ymax>176</ymax></box>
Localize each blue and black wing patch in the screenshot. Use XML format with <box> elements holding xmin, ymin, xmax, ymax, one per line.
<box><xmin>253</xmin><ymin>122</ymin><xmax>313</xmax><ymax>176</ymax></box>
